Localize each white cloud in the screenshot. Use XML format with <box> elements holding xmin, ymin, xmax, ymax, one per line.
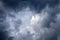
<box><xmin>5</xmin><ymin>6</ymin><xmax>60</xmax><ymax>40</ymax></box>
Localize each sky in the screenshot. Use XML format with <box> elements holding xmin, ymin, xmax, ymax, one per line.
<box><xmin>0</xmin><ymin>0</ymin><xmax>60</xmax><ymax>40</ymax></box>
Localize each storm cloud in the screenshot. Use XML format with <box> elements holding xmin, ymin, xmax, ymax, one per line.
<box><xmin>1</xmin><ymin>0</ymin><xmax>59</xmax><ymax>12</ymax></box>
<box><xmin>0</xmin><ymin>0</ymin><xmax>60</xmax><ymax>40</ymax></box>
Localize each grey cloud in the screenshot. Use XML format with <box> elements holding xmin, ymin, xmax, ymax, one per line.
<box><xmin>1</xmin><ymin>0</ymin><xmax>59</xmax><ymax>12</ymax></box>
<box><xmin>0</xmin><ymin>0</ymin><xmax>60</xmax><ymax>40</ymax></box>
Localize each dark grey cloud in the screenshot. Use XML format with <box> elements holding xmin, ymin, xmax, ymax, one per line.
<box><xmin>1</xmin><ymin>0</ymin><xmax>59</xmax><ymax>12</ymax></box>
<box><xmin>42</xmin><ymin>5</ymin><xmax>60</xmax><ymax>28</ymax></box>
<box><xmin>0</xmin><ymin>3</ymin><xmax>9</xmax><ymax>40</ymax></box>
<box><xmin>0</xmin><ymin>31</ymin><xmax>8</xmax><ymax>40</ymax></box>
<box><xmin>8</xmin><ymin>37</ymin><xmax>14</xmax><ymax>40</ymax></box>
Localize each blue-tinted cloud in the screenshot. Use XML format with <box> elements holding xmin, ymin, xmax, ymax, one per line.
<box><xmin>0</xmin><ymin>0</ymin><xmax>60</xmax><ymax>40</ymax></box>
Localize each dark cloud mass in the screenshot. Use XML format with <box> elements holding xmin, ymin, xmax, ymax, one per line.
<box><xmin>0</xmin><ymin>0</ymin><xmax>60</xmax><ymax>40</ymax></box>
<box><xmin>2</xmin><ymin>0</ymin><xmax>59</xmax><ymax>12</ymax></box>
<box><xmin>0</xmin><ymin>31</ymin><xmax>8</xmax><ymax>40</ymax></box>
